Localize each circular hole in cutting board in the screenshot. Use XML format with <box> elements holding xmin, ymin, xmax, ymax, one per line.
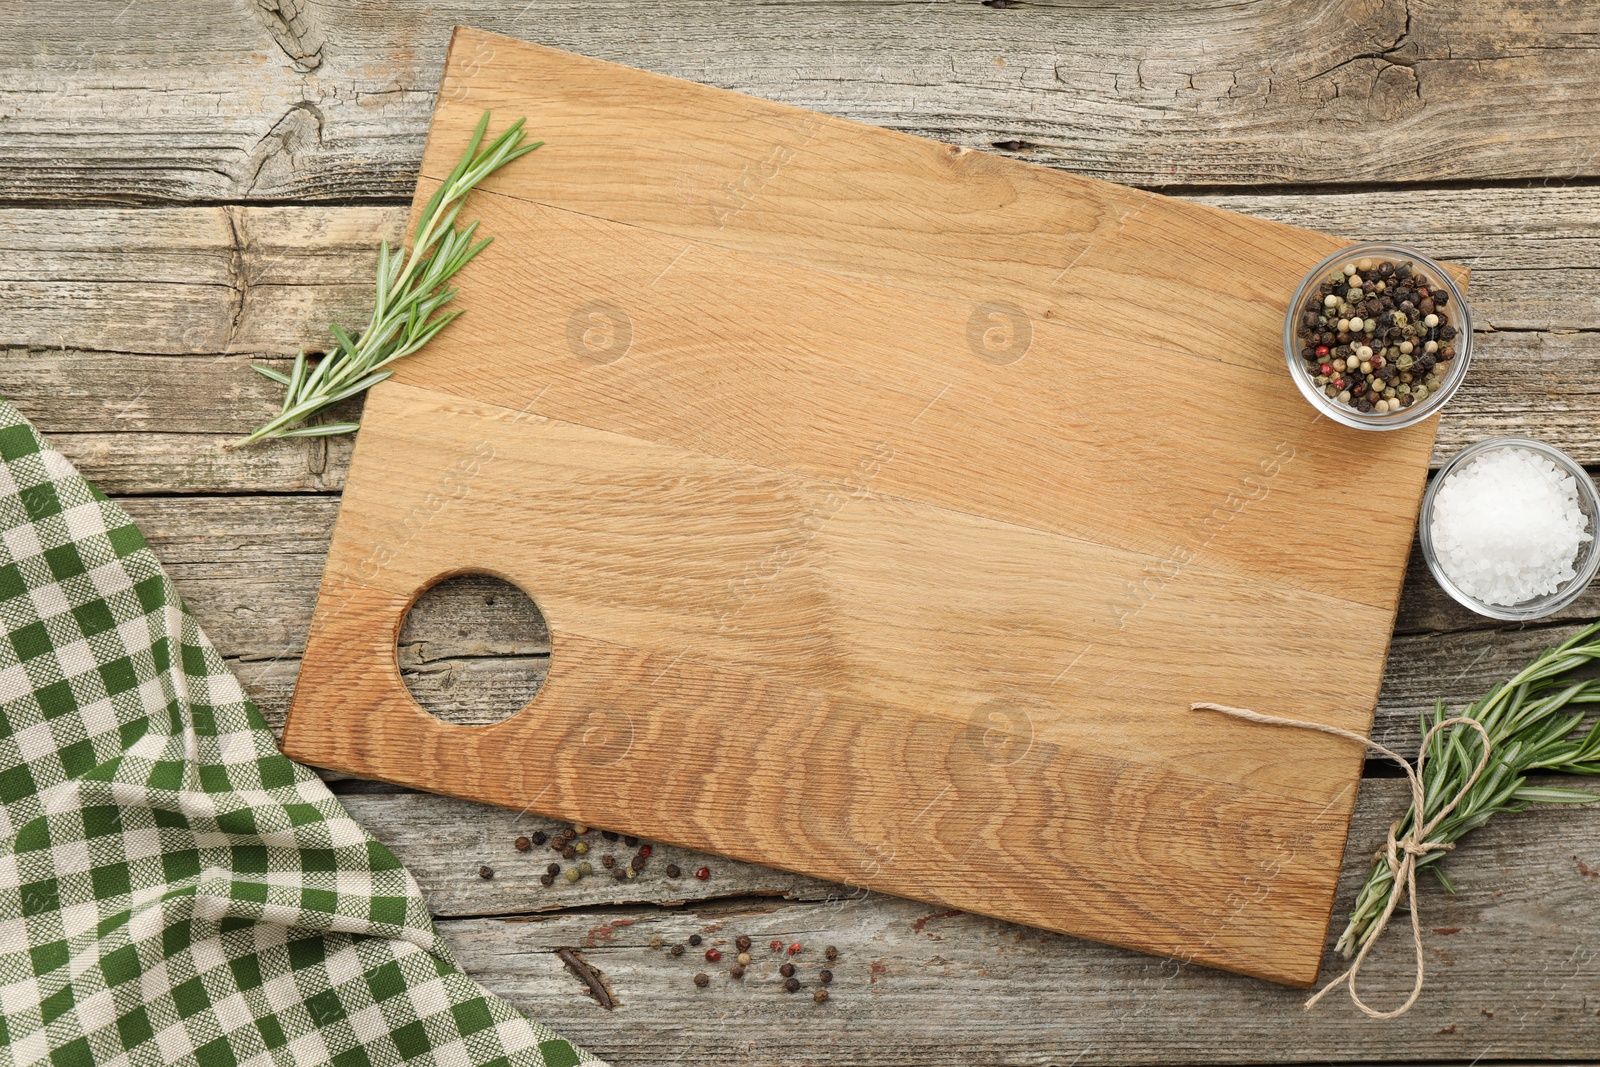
<box><xmin>397</xmin><ymin>573</ymin><xmax>549</xmax><ymax>725</ymax></box>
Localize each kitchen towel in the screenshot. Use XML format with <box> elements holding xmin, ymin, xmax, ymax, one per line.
<box><xmin>0</xmin><ymin>398</ymin><xmax>600</xmax><ymax>1067</ymax></box>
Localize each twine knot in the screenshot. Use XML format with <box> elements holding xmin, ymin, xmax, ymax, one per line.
<box><xmin>1394</xmin><ymin>837</ymin><xmax>1452</xmax><ymax>860</ymax></box>
<box><xmin>1191</xmin><ymin>701</ymin><xmax>1491</xmax><ymax>1020</ymax></box>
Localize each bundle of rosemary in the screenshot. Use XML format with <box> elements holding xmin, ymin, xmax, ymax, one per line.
<box><xmin>237</xmin><ymin>111</ymin><xmax>539</xmax><ymax>446</ymax></box>
<box><xmin>1336</xmin><ymin>621</ymin><xmax>1600</xmax><ymax>955</ymax></box>
<box><xmin>1197</xmin><ymin>621</ymin><xmax>1600</xmax><ymax>1016</ymax></box>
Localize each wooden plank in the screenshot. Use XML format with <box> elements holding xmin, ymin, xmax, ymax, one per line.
<box><xmin>70</xmin><ymin>490</ymin><xmax>1593</xmax><ymax>762</ymax></box>
<box><xmin>98</xmin><ymin>495</ymin><xmax>1597</xmax><ymax>758</ymax></box>
<box><xmin>8</xmin><ymin>328</ymin><xmax>1600</xmax><ymax>493</ymax></box>
<box><xmin>427</xmin><ymin>777</ymin><xmax>1600</xmax><ymax>1063</ymax></box>
<box><xmin>7</xmin><ymin>188</ymin><xmax>1590</xmax><ymax>358</ymax></box>
<box><xmin>41</xmin><ymin>429</ymin><xmax>350</xmax><ymax>496</ymax></box>
<box><xmin>0</xmin><ymin>207</ymin><xmax>396</xmax><ymax>355</ymax></box>
<box><xmin>4</xmin><ymin>1</ymin><xmax>1600</xmax><ymax>200</ymax></box>
<box><xmin>5</xmin><ymin>182</ymin><xmax>1600</xmax><ymax>494</ymax></box>
<box><xmin>12</xmin><ymin>329</ymin><xmax>1600</xmax><ymax>495</ymax></box>
<box><xmin>4</xmin><ymin>190</ymin><xmax>1593</xmax><ymax>352</ymax></box>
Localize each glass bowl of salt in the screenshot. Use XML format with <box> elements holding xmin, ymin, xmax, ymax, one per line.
<box><xmin>1420</xmin><ymin>437</ymin><xmax>1600</xmax><ymax>620</ymax></box>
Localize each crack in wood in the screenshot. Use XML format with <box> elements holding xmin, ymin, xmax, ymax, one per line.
<box><xmin>1305</xmin><ymin>0</ymin><xmax>1423</xmax><ymax>103</ymax></box>
<box><xmin>219</xmin><ymin>205</ymin><xmax>247</xmax><ymax>353</ymax></box>
<box><xmin>242</xmin><ymin>101</ymin><xmax>325</xmax><ymax>197</ymax></box>
<box><xmin>251</xmin><ymin>0</ymin><xmax>325</xmax><ymax>72</ymax></box>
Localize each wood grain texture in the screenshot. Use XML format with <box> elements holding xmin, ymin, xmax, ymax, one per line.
<box><xmin>5</xmin><ymin>0</ymin><xmax>1600</xmax><ymax>201</ymax></box>
<box><xmin>283</xmin><ymin>32</ymin><xmax>1464</xmax><ymax>986</ymax></box>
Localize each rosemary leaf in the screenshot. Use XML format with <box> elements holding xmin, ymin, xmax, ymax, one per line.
<box><xmin>236</xmin><ymin>111</ymin><xmax>540</xmax><ymax>446</ymax></box>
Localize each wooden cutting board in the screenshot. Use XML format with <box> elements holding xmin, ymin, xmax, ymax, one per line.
<box><xmin>281</xmin><ymin>27</ymin><xmax>1463</xmax><ymax>986</ymax></box>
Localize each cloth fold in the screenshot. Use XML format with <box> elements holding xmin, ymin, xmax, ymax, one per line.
<box><xmin>0</xmin><ymin>399</ymin><xmax>599</xmax><ymax>1067</ymax></box>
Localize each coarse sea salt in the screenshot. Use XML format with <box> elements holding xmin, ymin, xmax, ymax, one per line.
<box><xmin>1430</xmin><ymin>447</ymin><xmax>1593</xmax><ymax>607</ymax></box>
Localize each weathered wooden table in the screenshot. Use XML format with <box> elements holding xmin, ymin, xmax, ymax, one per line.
<box><xmin>4</xmin><ymin>2</ymin><xmax>1599</xmax><ymax>1063</ymax></box>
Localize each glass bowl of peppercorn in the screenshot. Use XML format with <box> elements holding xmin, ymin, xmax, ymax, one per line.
<box><xmin>1283</xmin><ymin>242</ymin><xmax>1472</xmax><ymax>430</ymax></box>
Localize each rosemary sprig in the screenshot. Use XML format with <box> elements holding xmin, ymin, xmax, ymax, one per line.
<box><xmin>236</xmin><ymin>111</ymin><xmax>540</xmax><ymax>446</ymax></box>
<box><xmin>1336</xmin><ymin>620</ymin><xmax>1600</xmax><ymax>957</ymax></box>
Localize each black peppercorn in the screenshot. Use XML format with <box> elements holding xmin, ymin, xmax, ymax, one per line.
<box><xmin>814</xmin><ymin>988</ymin><xmax>829</xmax><ymax>1004</ymax></box>
<box><xmin>531</xmin><ymin>831</ymin><xmax>548</xmax><ymax>846</ymax></box>
<box><xmin>736</xmin><ymin>935</ymin><xmax>752</xmax><ymax>952</ymax></box>
<box><xmin>545</xmin><ymin>863</ymin><xmax>560</xmax><ymax>877</ymax></box>
<box><xmin>514</xmin><ymin>836</ymin><xmax>531</xmax><ymax>852</ymax></box>
<box><xmin>665</xmin><ymin>864</ymin><xmax>681</xmax><ymax>878</ymax></box>
<box><xmin>820</xmin><ymin>968</ymin><xmax>834</xmax><ymax>984</ymax></box>
<box><xmin>602</xmin><ymin>830</ymin><xmax>619</xmax><ymax>841</ymax></box>
<box><xmin>613</xmin><ymin>868</ymin><xmax>627</xmax><ymax>881</ymax></box>
<box><xmin>671</xmin><ymin>944</ymin><xmax>685</xmax><ymax>957</ymax></box>
<box><xmin>824</xmin><ymin>945</ymin><xmax>839</xmax><ymax>961</ymax></box>
<box><xmin>784</xmin><ymin>977</ymin><xmax>801</xmax><ymax>993</ymax></box>
<box><xmin>478</xmin><ymin>865</ymin><xmax>494</xmax><ymax>880</ymax></box>
<box><xmin>562</xmin><ymin>845</ymin><xmax>577</xmax><ymax>860</ymax></box>
<box><xmin>694</xmin><ymin>973</ymin><xmax>710</xmax><ymax>988</ymax></box>
<box><xmin>730</xmin><ymin>964</ymin><xmax>746</xmax><ymax>980</ymax></box>
<box><xmin>780</xmin><ymin>962</ymin><xmax>795</xmax><ymax>978</ymax></box>
<box><xmin>601</xmin><ymin>855</ymin><xmax>616</xmax><ymax>869</ymax></box>
<box><xmin>632</xmin><ymin>854</ymin><xmax>648</xmax><ymax>872</ymax></box>
<box><xmin>539</xmin><ymin>873</ymin><xmax>554</xmax><ymax>886</ymax></box>
<box><xmin>623</xmin><ymin>835</ymin><xmax>639</xmax><ymax>847</ymax></box>
<box><xmin>689</xmin><ymin>934</ymin><xmax>703</xmax><ymax>946</ymax></box>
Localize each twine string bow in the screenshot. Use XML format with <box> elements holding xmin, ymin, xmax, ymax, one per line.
<box><xmin>1191</xmin><ymin>702</ymin><xmax>1491</xmax><ymax>1019</ymax></box>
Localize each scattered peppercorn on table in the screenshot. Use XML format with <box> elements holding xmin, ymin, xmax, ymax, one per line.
<box><xmin>6</xmin><ymin>1</ymin><xmax>1600</xmax><ymax>1064</ymax></box>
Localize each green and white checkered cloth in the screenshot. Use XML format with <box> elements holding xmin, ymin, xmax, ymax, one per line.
<box><xmin>0</xmin><ymin>398</ymin><xmax>600</xmax><ymax>1067</ymax></box>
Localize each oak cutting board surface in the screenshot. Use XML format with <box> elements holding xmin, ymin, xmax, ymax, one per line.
<box><xmin>282</xmin><ymin>27</ymin><xmax>1466</xmax><ymax>986</ymax></box>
